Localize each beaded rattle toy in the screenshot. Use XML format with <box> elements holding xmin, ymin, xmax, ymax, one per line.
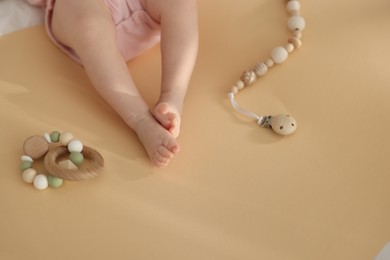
<box><xmin>228</xmin><ymin>0</ymin><xmax>305</xmax><ymax>136</ymax></box>
<box><xmin>20</xmin><ymin>131</ymin><xmax>104</xmax><ymax>190</ymax></box>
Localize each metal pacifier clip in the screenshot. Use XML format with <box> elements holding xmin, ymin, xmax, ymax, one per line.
<box><xmin>228</xmin><ymin>0</ymin><xmax>304</xmax><ymax>136</ymax></box>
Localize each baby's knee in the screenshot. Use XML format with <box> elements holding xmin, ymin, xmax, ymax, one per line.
<box><xmin>145</xmin><ymin>0</ymin><xmax>197</xmax><ymax>21</ymax></box>
<box><xmin>52</xmin><ymin>0</ymin><xmax>113</xmax><ymax>44</ymax></box>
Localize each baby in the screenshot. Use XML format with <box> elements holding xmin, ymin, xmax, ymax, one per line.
<box><xmin>26</xmin><ymin>0</ymin><xmax>199</xmax><ymax>167</ymax></box>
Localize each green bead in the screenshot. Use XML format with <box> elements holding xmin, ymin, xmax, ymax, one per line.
<box><xmin>20</xmin><ymin>161</ymin><xmax>33</xmax><ymax>171</ymax></box>
<box><xmin>69</xmin><ymin>152</ymin><xmax>84</xmax><ymax>166</ymax></box>
<box><xmin>50</xmin><ymin>131</ymin><xmax>61</xmax><ymax>143</ymax></box>
<box><xmin>48</xmin><ymin>175</ymin><xmax>64</xmax><ymax>188</ymax></box>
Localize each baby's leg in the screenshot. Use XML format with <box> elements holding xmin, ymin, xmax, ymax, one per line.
<box><xmin>141</xmin><ymin>0</ymin><xmax>199</xmax><ymax>138</ymax></box>
<box><xmin>51</xmin><ymin>0</ymin><xmax>179</xmax><ymax>167</ymax></box>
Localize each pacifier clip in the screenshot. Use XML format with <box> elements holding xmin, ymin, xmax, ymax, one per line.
<box><xmin>228</xmin><ymin>0</ymin><xmax>305</xmax><ymax>136</ymax></box>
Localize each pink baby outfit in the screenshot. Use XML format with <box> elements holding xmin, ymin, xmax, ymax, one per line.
<box><xmin>26</xmin><ymin>0</ymin><xmax>161</xmax><ymax>63</ymax></box>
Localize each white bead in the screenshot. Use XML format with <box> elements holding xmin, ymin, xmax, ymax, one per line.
<box><xmin>33</xmin><ymin>174</ymin><xmax>48</xmax><ymax>190</ymax></box>
<box><xmin>22</xmin><ymin>168</ymin><xmax>37</xmax><ymax>183</ymax></box>
<box><xmin>68</xmin><ymin>139</ymin><xmax>83</xmax><ymax>153</ymax></box>
<box><xmin>265</xmin><ymin>58</ymin><xmax>274</xmax><ymax>68</ymax></box>
<box><xmin>285</xmin><ymin>43</ymin><xmax>295</xmax><ymax>53</ymax></box>
<box><xmin>59</xmin><ymin>132</ymin><xmax>74</xmax><ymax>146</ymax></box>
<box><xmin>287</xmin><ymin>1</ymin><xmax>300</xmax><ymax>13</ymax></box>
<box><xmin>271</xmin><ymin>47</ymin><xmax>289</xmax><ymax>64</ymax></box>
<box><xmin>288</xmin><ymin>16</ymin><xmax>306</xmax><ymax>32</ymax></box>
<box><xmin>43</xmin><ymin>133</ymin><xmax>52</xmax><ymax>143</ymax></box>
<box><xmin>236</xmin><ymin>80</ymin><xmax>245</xmax><ymax>90</ymax></box>
<box><xmin>231</xmin><ymin>86</ymin><xmax>238</xmax><ymax>94</ymax></box>
<box><xmin>21</xmin><ymin>155</ymin><xmax>33</xmax><ymax>162</ymax></box>
<box><xmin>254</xmin><ymin>62</ymin><xmax>268</xmax><ymax>77</ymax></box>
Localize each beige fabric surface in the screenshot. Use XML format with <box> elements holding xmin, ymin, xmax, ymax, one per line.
<box><xmin>1</xmin><ymin>0</ymin><xmax>389</xmax><ymax>259</ymax></box>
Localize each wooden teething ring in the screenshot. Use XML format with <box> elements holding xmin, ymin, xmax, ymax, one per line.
<box><xmin>44</xmin><ymin>146</ymin><xmax>104</xmax><ymax>181</ymax></box>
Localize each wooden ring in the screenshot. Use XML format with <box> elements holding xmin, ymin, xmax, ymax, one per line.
<box><xmin>44</xmin><ymin>146</ymin><xmax>104</xmax><ymax>181</ymax></box>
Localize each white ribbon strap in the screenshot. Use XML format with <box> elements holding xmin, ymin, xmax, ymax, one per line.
<box><xmin>228</xmin><ymin>92</ymin><xmax>265</xmax><ymax>126</ymax></box>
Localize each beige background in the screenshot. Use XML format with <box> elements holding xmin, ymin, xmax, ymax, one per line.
<box><xmin>1</xmin><ymin>0</ymin><xmax>389</xmax><ymax>259</ymax></box>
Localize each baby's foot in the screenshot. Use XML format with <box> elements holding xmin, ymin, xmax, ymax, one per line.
<box><xmin>134</xmin><ymin>114</ymin><xmax>180</xmax><ymax>167</ymax></box>
<box><xmin>153</xmin><ymin>102</ymin><xmax>181</xmax><ymax>138</ymax></box>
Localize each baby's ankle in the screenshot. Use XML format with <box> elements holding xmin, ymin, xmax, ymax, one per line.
<box><xmin>158</xmin><ymin>90</ymin><xmax>185</xmax><ymax>114</ymax></box>
<box><xmin>125</xmin><ymin>111</ymin><xmax>154</xmax><ymax>131</ymax></box>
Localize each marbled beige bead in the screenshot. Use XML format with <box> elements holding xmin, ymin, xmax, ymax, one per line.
<box><xmin>285</xmin><ymin>43</ymin><xmax>295</xmax><ymax>53</ymax></box>
<box><xmin>254</xmin><ymin>62</ymin><xmax>268</xmax><ymax>77</ymax></box>
<box><xmin>22</xmin><ymin>168</ymin><xmax>37</xmax><ymax>183</ymax></box>
<box><xmin>236</xmin><ymin>80</ymin><xmax>245</xmax><ymax>90</ymax></box>
<box><xmin>241</xmin><ymin>70</ymin><xmax>257</xmax><ymax>86</ymax></box>
<box><xmin>288</xmin><ymin>37</ymin><xmax>302</xmax><ymax>48</ymax></box>
<box><xmin>265</xmin><ymin>58</ymin><xmax>274</xmax><ymax>68</ymax></box>
<box><xmin>59</xmin><ymin>132</ymin><xmax>74</xmax><ymax>146</ymax></box>
<box><xmin>231</xmin><ymin>86</ymin><xmax>239</xmax><ymax>94</ymax></box>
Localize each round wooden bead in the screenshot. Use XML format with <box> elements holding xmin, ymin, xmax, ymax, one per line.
<box><xmin>33</xmin><ymin>174</ymin><xmax>48</xmax><ymax>190</ymax></box>
<box><xmin>287</xmin><ymin>1</ymin><xmax>301</xmax><ymax>13</ymax></box>
<box><xmin>293</xmin><ymin>30</ymin><xmax>302</xmax><ymax>39</ymax></box>
<box><xmin>59</xmin><ymin>132</ymin><xmax>74</xmax><ymax>146</ymax></box>
<box><xmin>288</xmin><ymin>16</ymin><xmax>306</xmax><ymax>31</ymax></box>
<box><xmin>50</xmin><ymin>131</ymin><xmax>60</xmax><ymax>143</ymax></box>
<box><xmin>270</xmin><ymin>114</ymin><xmax>297</xmax><ymax>136</ymax></box>
<box><xmin>271</xmin><ymin>47</ymin><xmax>289</xmax><ymax>64</ymax></box>
<box><xmin>231</xmin><ymin>86</ymin><xmax>238</xmax><ymax>95</ymax></box>
<box><xmin>285</xmin><ymin>43</ymin><xmax>295</xmax><ymax>53</ymax></box>
<box><xmin>22</xmin><ymin>168</ymin><xmax>37</xmax><ymax>183</ymax></box>
<box><xmin>288</xmin><ymin>37</ymin><xmax>302</xmax><ymax>48</ymax></box>
<box><xmin>241</xmin><ymin>70</ymin><xmax>257</xmax><ymax>86</ymax></box>
<box><xmin>254</xmin><ymin>62</ymin><xmax>268</xmax><ymax>77</ymax></box>
<box><xmin>23</xmin><ymin>135</ymin><xmax>49</xmax><ymax>159</ymax></box>
<box><xmin>68</xmin><ymin>139</ymin><xmax>83</xmax><ymax>153</ymax></box>
<box><xmin>265</xmin><ymin>58</ymin><xmax>274</xmax><ymax>68</ymax></box>
<box><xmin>236</xmin><ymin>80</ymin><xmax>245</xmax><ymax>90</ymax></box>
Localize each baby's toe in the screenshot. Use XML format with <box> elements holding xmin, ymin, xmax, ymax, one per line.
<box><xmin>163</xmin><ymin>138</ymin><xmax>180</xmax><ymax>154</ymax></box>
<box><xmin>158</xmin><ymin>146</ymin><xmax>174</xmax><ymax>159</ymax></box>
